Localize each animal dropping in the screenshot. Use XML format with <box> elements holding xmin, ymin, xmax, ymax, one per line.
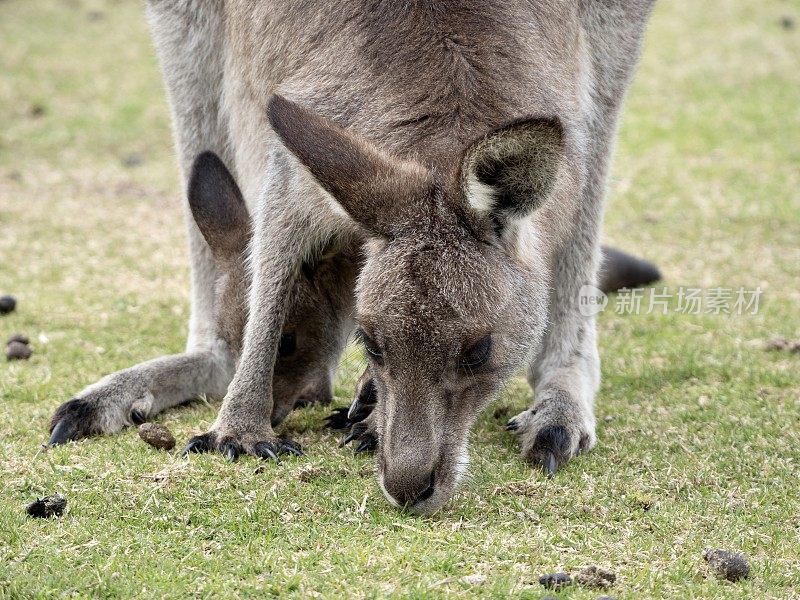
<box><xmin>538</xmin><ymin>573</ymin><xmax>572</xmax><ymax>590</ymax></box>
<box><xmin>575</xmin><ymin>565</ymin><xmax>616</xmax><ymax>589</ymax></box>
<box><xmin>0</xmin><ymin>295</ymin><xmax>16</xmax><ymax>314</ymax></box>
<box><xmin>7</xmin><ymin>333</ymin><xmax>30</xmax><ymax>345</ymax></box>
<box><xmin>703</xmin><ymin>548</ymin><xmax>750</xmax><ymax>582</ymax></box>
<box><xmin>6</xmin><ymin>340</ymin><xmax>32</xmax><ymax>361</ymax></box>
<box><xmin>138</xmin><ymin>423</ymin><xmax>176</xmax><ymax>451</ymax></box>
<box><xmin>26</xmin><ymin>494</ymin><xmax>67</xmax><ymax>518</ymax></box>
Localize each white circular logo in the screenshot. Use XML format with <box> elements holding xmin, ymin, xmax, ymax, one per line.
<box><xmin>578</xmin><ymin>285</ymin><xmax>608</xmax><ymax>317</ymax></box>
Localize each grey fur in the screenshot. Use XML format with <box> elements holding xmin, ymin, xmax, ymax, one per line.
<box><xmin>50</xmin><ymin>0</ymin><xmax>656</xmax><ymax>514</ymax></box>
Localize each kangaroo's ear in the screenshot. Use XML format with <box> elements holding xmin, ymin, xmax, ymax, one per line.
<box><xmin>267</xmin><ymin>95</ymin><xmax>433</xmax><ymax>236</ymax></box>
<box><xmin>461</xmin><ymin>116</ymin><xmax>565</xmax><ymax>229</ymax></box>
<box><xmin>188</xmin><ymin>151</ymin><xmax>251</xmax><ymax>260</ymax></box>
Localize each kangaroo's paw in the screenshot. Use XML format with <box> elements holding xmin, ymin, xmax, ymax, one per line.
<box><xmin>324</xmin><ymin>372</ymin><xmax>376</xmax><ymax>430</ymax></box>
<box><xmin>49</xmin><ymin>373</ymin><xmax>153</xmax><ymax>445</ymax></box>
<box><xmin>48</xmin><ymin>350</ymin><xmax>231</xmax><ymax>446</ymax></box>
<box><xmin>183</xmin><ymin>427</ymin><xmax>303</xmax><ymax>462</ymax></box>
<box><xmin>339</xmin><ymin>411</ymin><xmax>378</xmax><ymax>454</ymax></box>
<box><xmin>506</xmin><ymin>389</ymin><xmax>595</xmax><ymax>476</ymax></box>
<box><xmin>324</xmin><ymin>372</ymin><xmax>378</xmax><ymax>453</ymax></box>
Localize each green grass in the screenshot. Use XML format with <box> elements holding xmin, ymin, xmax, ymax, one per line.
<box><xmin>1</xmin><ymin>0</ymin><xmax>799</xmax><ymax>598</ymax></box>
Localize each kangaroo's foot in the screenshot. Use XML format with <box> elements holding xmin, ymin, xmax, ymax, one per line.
<box><xmin>49</xmin><ymin>344</ymin><xmax>234</xmax><ymax>445</ymax></box>
<box><xmin>183</xmin><ymin>378</ymin><xmax>303</xmax><ymax>461</ymax></box>
<box><xmin>325</xmin><ymin>371</ymin><xmax>378</xmax><ymax>453</ymax></box>
<box><xmin>506</xmin><ymin>388</ymin><xmax>596</xmax><ymax>475</ymax></box>
<box><xmin>183</xmin><ymin>428</ymin><xmax>303</xmax><ymax>462</ymax></box>
<box><xmin>341</xmin><ymin>412</ymin><xmax>378</xmax><ymax>454</ymax></box>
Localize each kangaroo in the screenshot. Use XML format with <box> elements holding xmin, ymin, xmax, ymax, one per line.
<box><xmin>49</xmin><ymin>0</ymin><xmax>657</xmax><ymax>513</ymax></box>
<box><xmin>184</xmin><ymin>151</ymin><xmax>362</xmax><ymax>439</ymax></box>
<box><xmin>49</xmin><ymin>151</ymin><xmax>359</xmax><ymax>449</ymax></box>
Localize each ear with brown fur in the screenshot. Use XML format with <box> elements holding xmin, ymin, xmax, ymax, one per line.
<box><xmin>461</xmin><ymin>117</ymin><xmax>565</xmax><ymax>227</ymax></box>
<box><xmin>267</xmin><ymin>94</ymin><xmax>433</xmax><ymax>235</ymax></box>
<box><xmin>188</xmin><ymin>151</ymin><xmax>251</xmax><ymax>261</ymax></box>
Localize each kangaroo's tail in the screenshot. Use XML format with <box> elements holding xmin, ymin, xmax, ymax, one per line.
<box><xmin>598</xmin><ymin>245</ymin><xmax>661</xmax><ymax>293</ymax></box>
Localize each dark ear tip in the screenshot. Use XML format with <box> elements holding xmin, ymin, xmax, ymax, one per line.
<box><xmin>190</xmin><ymin>151</ymin><xmax>224</xmax><ymax>180</ymax></box>
<box><xmin>189</xmin><ymin>152</ymin><xmax>224</xmax><ymax>202</ymax></box>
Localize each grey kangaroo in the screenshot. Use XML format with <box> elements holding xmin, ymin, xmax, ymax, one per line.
<box><xmin>49</xmin><ymin>0</ymin><xmax>657</xmax><ymax>513</ymax></box>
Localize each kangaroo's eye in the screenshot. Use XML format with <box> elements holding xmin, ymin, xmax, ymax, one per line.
<box><xmin>356</xmin><ymin>328</ymin><xmax>384</xmax><ymax>365</ymax></box>
<box><xmin>460</xmin><ymin>334</ymin><xmax>492</xmax><ymax>370</ymax></box>
<box><xmin>278</xmin><ymin>332</ymin><xmax>297</xmax><ymax>358</ymax></box>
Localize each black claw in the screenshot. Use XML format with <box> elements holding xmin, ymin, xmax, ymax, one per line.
<box><xmin>340</xmin><ymin>422</ymin><xmax>368</xmax><ymax>447</ymax></box>
<box><xmin>339</xmin><ymin>429</ymin><xmax>358</xmax><ymax>447</ymax></box>
<box><xmin>543</xmin><ymin>451</ymin><xmax>557</xmax><ymax>476</ymax></box>
<box><xmin>218</xmin><ymin>440</ymin><xmax>241</xmax><ymax>462</ymax></box>
<box><xmin>48</xmin><ymin>419</ymin><xmax>79</xmax><ymax>446</ymax></box>
<box><xmin>346</xmin><ymin>402</ymin><xmax>375</xmax><ymax>424</ymax></box>
<box><xmin>355</xmin><ymin>435</ymin><xmax>377</xmax><ymax>454</ymax></box>
<box><xmin>253</xmin><ymin>441</ymin><xmax>279</xmax><ymax>461</ymax></box>
<box><xmin>530</xmin><ymin>425</ymin><xmax>572</xmax><ymax>475</ymax></box>
<box><xmin>48</xmin><ymin>398</ymin><xmax>97</xmax><ymax>445</ymax></box>
<box><xmin>505</xmin><ymin>419</ymin><xmax>519</xmax><ymax>431</ymax></box>
<box><xmin>347</xmin><ymin>378</ymin><xmax>377</xmax><ymax>422</ymax></box>
<box><xmin>130</xmin><ymin>409</ymin><xmax>148</xmax><ymax>425</ymax></box>
<box><xmin>183</xmin><ymin>433</ymin><xmax>214</xmax><ymax>457</ymax></box>
<box><xmin>324</xmin><ymin>407</ymin><xmax>352</xmax><ymax>430</ymax></box>
<box><xmin>277</xmin><ymin>439</ymin><xmax>304</xmax><ymax>457</ymax></box>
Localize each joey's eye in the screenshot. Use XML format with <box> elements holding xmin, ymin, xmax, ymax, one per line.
<box><xmin>278</xmin><ymin>332</ymin><xmax>297</xmax><ymax>358</ymax></box>
<box><xmin>356</xmin><ymin>328</ymin><xmax>384</xmax><ymax>365</ymax></box>
<box><xmin>460</xmin><ymin>334</ymin><xmax>492</xmax><ymax>370</ymax></box>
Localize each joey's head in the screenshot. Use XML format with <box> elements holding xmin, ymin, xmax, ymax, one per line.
<box><xmin>187</xmin><ymin>152</ymin><xmax>356</xmax><ymax>423</ymax></box>
<box><xmin>269</xmin><ymin>96</ymin><xmax>570</xmax><ymax>513</ymax></box>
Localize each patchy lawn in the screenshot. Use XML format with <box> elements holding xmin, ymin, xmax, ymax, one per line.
<box><xmin>1</xmin><ymin>0</ymin><xmax>798</xmax><ymax>598</ymax></box>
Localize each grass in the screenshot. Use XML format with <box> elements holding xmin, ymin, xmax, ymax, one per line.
<box><xmin>1</xmin><ymin>0</ymin><xmax>799</xmax><ymax>597</ymax></box>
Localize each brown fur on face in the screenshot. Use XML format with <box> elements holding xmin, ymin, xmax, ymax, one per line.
<box><xmin>188</xmin><ymin>152</ymin><xmax>359</xmax><ymax>425</ymax></box>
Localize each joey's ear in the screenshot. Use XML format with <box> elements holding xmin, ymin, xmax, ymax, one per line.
<box><xmin>267</xmin><ymin>95</ymin><xmax>432</xmax><ymax>235</ymax></box>
<box><xmin>461</xmin><ymin>117</ymin><xmax>565</xmax><ymax>227</ymax></box>
<box><xmin>188</xmin><ymin>151</ymin><xmax>251</xmax><ymax>259</ymax></box>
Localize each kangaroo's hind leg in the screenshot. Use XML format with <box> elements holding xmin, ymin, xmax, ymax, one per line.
<box><xmin>49</xmin><ymin>0</ymin><xmax>235</xmax><ymax>444</ymax></box>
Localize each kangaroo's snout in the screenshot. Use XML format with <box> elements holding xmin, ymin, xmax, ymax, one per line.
<box><xmin>377</xmin><ymin>400</ymin><xmax>442</xmax><ymax>510</ymax></box>
<box><xmin>382</xmin><ymin>468</ymin><xmax>436</xmax><ymax>508</ymax></box>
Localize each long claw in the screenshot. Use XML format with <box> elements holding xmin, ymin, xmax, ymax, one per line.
<box><xmin>341</xmin><ymin>422</ymin><xmax>368</xmax><ymax>447</ymax></box>
<box><xmin>355</xmin><ymin>436</ymin><xmax>377</xmax><ymax>454</ymax></box>
<box><xmin>347</xmin><ymin>379</ymin><xmax>377</xmax><ymax>421</ymax></box>
<box><xmin>219</xmin><ymin>441</ymin><xmax>241</xmax><ymax>462</ymax></box>
<box><xmin>505</xmin><ymin>419</ymin><xmax>519</xmax><ymax>431</ymax></box>
<box><xmin>48</xmin><ymin>420</ymin><xmax>79</xmax><ymax>446</ymax></box>
<box><xmin>48</xmin><ymin>398</ymin><xmax>96</xmax><ymax>445</ymax></box>
<box><xmin>253</xmin><ymin>441</ymin><xmax>279</xmax><ymax>462</ymax></box>
<box><xmin>325</xmin><ymin>407</ymin><xmax>352</xmax><ymax>430</ymax></box>
<box><xmin>183</xmin><ymin>434</ymin><xmax>213</xmax><ymax>457</ymax></box>
<box><xmin>277</xmin><ymin>439</ymin><xmax>304</xmax><ymax>457</ymax></box>
<box><xmin>130</xmin><ymin>409</ymin><xmax>148</xmax><ymax>425</ymax></box>
<box><xmin>340</xmin><ymin>429</ymin><xmax>358</xmax><ymax>447</ymax></box>
<box><xmin>543</xmin><ymin>451</ymin><xmax>557</xmax><ymax>476</ymax></box>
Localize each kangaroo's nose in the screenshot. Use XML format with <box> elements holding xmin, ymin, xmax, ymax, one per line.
<box><xmin>383</xmin><ymin>470</ymin><xmax>436</xmax><ymax>507</ymax></box>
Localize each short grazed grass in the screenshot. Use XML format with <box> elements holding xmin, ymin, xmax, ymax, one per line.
<box><xmin>1</xmin><ymin>0</ymin><xmax>799</xmax><ymax>598</ymax></box>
